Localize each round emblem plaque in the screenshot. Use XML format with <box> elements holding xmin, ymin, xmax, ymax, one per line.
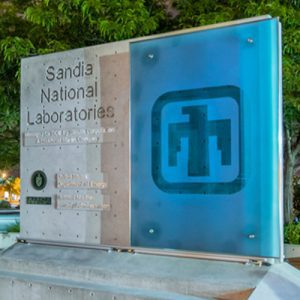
<box><xmin>31</xmin><ymin>170</ymin><xmax>47</xmax><ymax>190</ymax></box>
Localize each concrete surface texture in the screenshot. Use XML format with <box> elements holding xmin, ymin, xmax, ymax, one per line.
<box><xmin>0</xmin><ymin>243</ymin><xmax>271</xmax><ymax>299</ymax></box>
<box><xmin>249</xmin><ymin>262</ymin><xmax>300</xmax><ymax>299</ymax></box>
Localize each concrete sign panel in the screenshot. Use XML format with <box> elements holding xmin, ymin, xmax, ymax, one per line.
<box><xmin>21</xmin><ymin>42</ymin><xmax>130</xmax><ymax>246</ymax></box>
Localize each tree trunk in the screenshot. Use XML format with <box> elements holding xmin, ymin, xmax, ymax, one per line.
<box><xmin>283</xmin><ymin>125</ymin><xmax>300</xmax><ymax>224</ymax></box>
<box><xmin>284</xmin><ymin>154</ymin><xmax>295</xmax><ymax>224</ymax></box>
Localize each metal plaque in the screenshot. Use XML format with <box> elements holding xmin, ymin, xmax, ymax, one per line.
<box><xmin>31</xmin><ymin>170</ymin><xmax>47</xmax><ymax>190</ymax></box>
<box><xmin>26</xmin><ymin>197</ymin><xmax>52</xmax><ymax>205</ymax></box>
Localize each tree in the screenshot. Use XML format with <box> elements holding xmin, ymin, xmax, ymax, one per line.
<box><xmin>2</xmin><ymin>176</ymin><xmax>20</xmax><ymax>202</ymax></box>
<box><xmin>0</xmin><ymin>0</ymin><xmax>299</xmax><ymax>222</ymax></box>
<box><xmin>0</xmin><ymin>1</ymin><xmax>33</xmax><ymax>170</ymax></box>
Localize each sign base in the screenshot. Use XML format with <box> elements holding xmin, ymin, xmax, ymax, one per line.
<box><xmin>1</xmin><ymin>242</ymin><xmax>295</xmax><ymax>299</ymax></box>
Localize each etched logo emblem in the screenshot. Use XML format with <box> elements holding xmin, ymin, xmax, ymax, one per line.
<box><xmin>31</xmin><ymin>170</ymin><xmax>47</xmax><ymax>190</ymax></box>
<box><xmin>152</xmin><ymin>86</ymin><xmax>244</xmax><ymax>194</ymax></box>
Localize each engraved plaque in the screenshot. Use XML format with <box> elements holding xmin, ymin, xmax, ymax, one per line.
<box><xmin>21</xmin><ymin>42</ymin><xmax>130</xmax><ymax>245</ymax></box>
<box><xmin>26</xmin><ymin>197</ymin><xmax>52</xmax><ymax>205</ymax></box>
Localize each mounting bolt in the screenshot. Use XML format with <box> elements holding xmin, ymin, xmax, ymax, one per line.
<box><xmin>147</xmin><ymin>53</ymin><xmax>154</xmax><ymax>59</ymax></box>
<box><xmin>247</xmin><ymin>38</ymin><xmax>254</xmax><ymax>44</ymax></box>
<box><xmin>248</xmin><ymin>234</ymin><xmax>255</xmax><ymax>239</ymax></box>
<box><xmin>149</xmin><ymin>228</ymin><xmax>154</xmax><ymax>234</ymax></box>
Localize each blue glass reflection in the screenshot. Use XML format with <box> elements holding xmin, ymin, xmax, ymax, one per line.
<box><xmin>131</xmin><ymin>18</ymin><xmax>281</xmax><ymax>257</ymax></box>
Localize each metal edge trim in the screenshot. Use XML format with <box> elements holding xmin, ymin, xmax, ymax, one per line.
<box><xmin>128</xmin><ymin>57</ymin><xmax>132</xmax><ymax>246</ymax></box>
<box><xmin>277</xmin><ymin>19</ymin><xmax>284</xmax><ymax>263</ymax></box>
<box><xmin>18</xmin><ymin>238</ymin><xmax>269</xmax><ymax>264</ymax></box>
<box><xmin>130</xmin><ymin>15</ymin><xmax>273</xmax><ymax>44</ymax></box>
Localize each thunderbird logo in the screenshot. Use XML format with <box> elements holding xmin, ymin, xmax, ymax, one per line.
<box><xmin>152</xmin><ymin>85</ymin><xmax>244</xmax><ymax>194</ymax></box>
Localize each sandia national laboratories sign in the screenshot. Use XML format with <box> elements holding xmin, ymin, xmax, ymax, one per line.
<box><xmin>27</xmin><ymin>61</ymin><xmax>108</xmax><ymax>126</ymax></box>
<box><xmin>20</xmin><ymin>16</ymin><xmax>283</xmax><ymax>260</ymax></box>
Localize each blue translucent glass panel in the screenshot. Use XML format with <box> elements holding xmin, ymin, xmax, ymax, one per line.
<box><xmin>131</xmin><ymin>18</ymin><xmax>281</xmax><ymax>257</ymax></box>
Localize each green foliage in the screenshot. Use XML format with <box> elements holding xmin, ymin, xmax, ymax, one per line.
<box><xmin>284</xmin><ymin>222</ymin><xmax>300</xmax><ymax>244</ymax></box>
<box><xmin>5</xmin><ymin>221</ymin><xmax>20</xmax><ymax>233</ymax></box>
<box><xmin>0</xmin><ymin>37</ymin><xmax>34</xmax><ymax>64</ymax></box>
<box><xmin>0</xmin><ymin>0</ymin><xmax>35</xmax><ymax>169</ymax></box>
<box><xmin>0</xmin><ymin>200</ymin><xmax>11</xmax><ymax>209</ymax></box>
<box><xmin>24</xmin><ymin>0</ymin><xmax>167</xmax><ymax>46</ymax></box>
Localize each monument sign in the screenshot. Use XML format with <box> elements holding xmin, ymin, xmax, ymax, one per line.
<box><xmin>21</xmin><ymin>16</ymin><xmax>283</xmax><ymax>260</ymax></box>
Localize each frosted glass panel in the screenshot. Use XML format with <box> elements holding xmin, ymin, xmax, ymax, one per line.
<box><xmin>130</xmin><ymin>18</ymin><xmax>281</xmax><ymax>257</ymax></box>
